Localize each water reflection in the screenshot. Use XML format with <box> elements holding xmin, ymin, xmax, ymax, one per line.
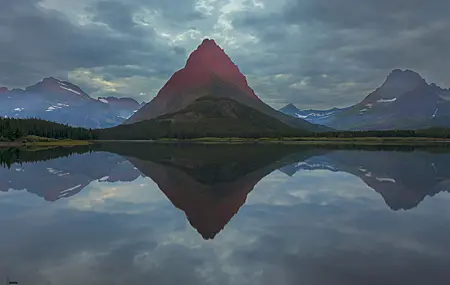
<box><xmin>1</xmin><ymin>144</ymin><xmax>450</xmax><ymax>284</ymax></box>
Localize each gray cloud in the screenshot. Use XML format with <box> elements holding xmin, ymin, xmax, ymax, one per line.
<box><xmin>232</xmin><ymin>0</ymin><xmax>450</xmax><ymax>108</ymax></box>
<box><xmin>1</xmin><ymin>0</ymin><xmax>449</xmax><ymax>108</ymax></box>
<box><xmin>0</xmin><ymin>0</ymin><xmax>186</xmax><ymax>92</ymax></box>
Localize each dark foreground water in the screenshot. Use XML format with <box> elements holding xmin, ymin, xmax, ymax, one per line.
<box><xmin>1</xmin><ymin>143</ymin><xmax>450</xmax><ymax>285</ymax></box>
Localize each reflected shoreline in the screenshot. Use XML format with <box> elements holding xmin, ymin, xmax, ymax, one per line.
<box><xmin>2</xmin><ymin>143</ymin><xmax>450</xmax><ymax>239</ymax></box>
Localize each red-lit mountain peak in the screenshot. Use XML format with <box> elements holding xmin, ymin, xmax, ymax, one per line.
<box><xmin>185</xmin><ymin>39</ymin><xmax>229</xmax><ymax>68</ymax></box>
<box><xmin>0</xmin><ymin>87</ymin><xmax>9</xmax><ymax>93</ymax></box>
<box><xmin>159</xmin><ymin>38</ymin><xmax>259</xmax><ymax>100</ymax></box>
<box><xmin>125</xmin><ymin>38</ymin><xmax>267</xmax><ymax>123</ymax></box>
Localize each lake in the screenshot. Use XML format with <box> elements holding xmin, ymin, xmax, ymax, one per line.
<box><xmin>1</xmin><ymin>143</ymin><xmax>450</xmax><ymax>285</ymax></box>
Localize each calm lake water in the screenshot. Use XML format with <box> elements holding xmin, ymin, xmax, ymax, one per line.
<box><xmin>1</xmin><ymin>143</ymin><xmax>450</xmax><ymax>285</ymax></box>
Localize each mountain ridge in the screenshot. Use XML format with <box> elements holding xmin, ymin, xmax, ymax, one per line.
<box><xmin>280</xmin><ymin>69</ymin><xmax>450</xmax><ymax>130</ymax></box>
<box><xmin>0</xmin><ymin>78</ymin><xmax>142</xmax><ymax>128</ymax></box>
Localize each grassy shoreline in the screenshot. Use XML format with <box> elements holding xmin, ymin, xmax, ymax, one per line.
<box><xmin>97</xmin><ymin>136</ymin><xmax>450</xmax><ymax>145</ymax></box>
<box><xmin>2</xmin><ymin>136</ymin><xmax>450</xmax><ymax>148</ymax></box>
<box><xmin>0</xmin><ymin>139</ymin><xmax>91</xmax><ymax>148</ymax></box>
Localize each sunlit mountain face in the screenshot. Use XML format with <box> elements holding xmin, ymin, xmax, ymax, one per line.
<box><xmin>1</xmin><ymin>144</ymin><xmax>450</xmax><ymax>284</ymax></box>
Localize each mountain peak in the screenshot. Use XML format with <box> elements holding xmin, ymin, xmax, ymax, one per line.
<box><xmin>126</xmin><ymin>38</ymin><xmax>262</xmax><ymax>123</ymax></box>
<box><xmin>185</xmin><ymin>38</ymin><xmax>230</xmax><ymax>69</ymax></box>
<box><xmin>25</xmin><ymin>77</ymin><xmax>90</xmax><ymax>98</ymax></box>
<box><xmin>42</xmin><ymin>77</ymin><xmax>60</xmax><ymax>83</ymax></box>
<box><xmin>383</xmin><ymin>69</ymin><xmax>426</xmax><ymax>88</ymax></box>
<box><xmin>0</xmin><ymin>87</ymin><xmax>9</xmax><ymax>93</ymax></box>
<box><xmin>279</xmin><ymin>103</ymin><xmax>300</xmax><ymax>113</ymax></box>
<box><xmin>200</xmin><ymin>38</ymin><xmax>219</xmax><ymax>47</ymax></box>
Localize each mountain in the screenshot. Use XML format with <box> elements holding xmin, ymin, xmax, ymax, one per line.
<box><xmin>0</xmin><ymin>78</ymin><xmax>142</xmax><ymax>128</ymax></box>
<box><xmin>125</xmin><ymin>39</ymin><xmax>329</xmax><ymax>133</ymax></box>
<box><xmin>279</xmin><ymin>103</ymin><xmax>347</xmax><ymax>125</ymax></box>
<box><xmin>326</xmin><ymin>69</ymin><xmax>450</xmax><ymax>130</ymax></box>
<box><xmin>98</xmin><ymin>96</ymin><xmax>142</xmax><ymax>118</ymax></box>
<box><xmin>98</xmin><ymin>97</ymin><xmax>311</xmax><ymax>139</ymax></box>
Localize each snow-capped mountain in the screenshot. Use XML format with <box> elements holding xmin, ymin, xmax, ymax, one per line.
<box><xmin>279</xmin><ymin>103</ymin><xmax>347</xmax><ymax>125</ymax></box>
<box><xmin>281</xmin><ymin>70</ymin><xmax>450</xmax><ymax>130</ymax></box>
<box><xmin>0</xmin><ymin>77</ymin><xmax>143</xmax><ymax>128</ymax></box>
<box><xmin>327</xmin><ymin>69</ymin><xmax>450</xmax><ymax>130</ymax></box>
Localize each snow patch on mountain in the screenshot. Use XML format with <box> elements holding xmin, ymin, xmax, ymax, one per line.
<box><xmin>59</xmin><ymin>185</ymin><xmax>82</xmax><ymax>198</ymax></box>
<box><xmin>99</xmin><ymin>98</ymin><xmax>108</xmax><ymax>104</ymax></box>
<box><xmin>99</xmin><ymin>176</ymin><xmax>110</xmax><ymax>182</ymax></box>
<box><xmin>13</xmin><ymin>108</ymin><xmax>24</xmax><ymax>112</ymax></box>
<box><xmin>377</xmin><ymin>98</ymin><xmax>397</xmax><ymax>103</ymax></box>
<box><xmin>359</xmin><ymin>108</ymin><xmax>369</xmax><ymax>114</ymax></box>
<box><xmin>60</xmin><ymin>85</ymin><xmax>81</xmax><ymax>95</ymax></box>
<box><xmin>376</xmin><ymin>177</ymin><xmax>396</xmax><ymax>183</ymax></box>
<box><xmin>432</xmin><ymin>108</ymin><xmax>438</xmax><ymax>118</ymax></box>
<box><xmin>46</xmin><ymin>103</ymin><xmax>70</xmax><ymax>112</ymax></box>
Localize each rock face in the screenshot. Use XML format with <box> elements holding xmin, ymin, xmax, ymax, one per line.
<box><xmin>125</xmin><ymin>39</ymin><xmax>328</xmax><ymax>132</ymax></box>
<box><xmin>325</xmin><ymin>69</ymin><xmax>450</xmax><ymax>130</ymax></box>
<box><xmin>0</xmin><ymin>78</ymin><xmax>142</xmax><ymax>128</ymax></box>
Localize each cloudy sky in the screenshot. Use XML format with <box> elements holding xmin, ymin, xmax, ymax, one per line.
<box><xmin>1</xmin><ymin>0</ymin><xmax>449</xmax><ymax>109</ymax></box>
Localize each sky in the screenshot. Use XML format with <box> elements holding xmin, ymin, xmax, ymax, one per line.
<box><xmin>1</xmin><ymin>0</ymin><xmax>449</xmax><ymax>109</ymax></box>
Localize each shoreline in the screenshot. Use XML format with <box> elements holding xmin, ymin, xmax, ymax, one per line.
<box><xmin>2</xmin><ymin>137</ymin><xmax>450</xmax><ymax>148</ymax></box>
<box><xmin>0</xmin><ymin>140</ymin><xmax>92</xmax><ymax>148</ymax></box>
<box><xmin>96</xmin><ymin>137</ymin><xmax>450</xmax><ymax>145</ymax></box>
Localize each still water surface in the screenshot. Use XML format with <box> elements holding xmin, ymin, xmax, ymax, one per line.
<box><xmin>1</xmin><ymin>143</ymin><xmax>450</xmax><ymax>285</ymax></box>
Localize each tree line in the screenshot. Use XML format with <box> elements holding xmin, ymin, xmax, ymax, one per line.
<box><xmin>0</xmin><ymin>118</ymin><xmax>98</xmax><ymax>141</ymax></box>
<box><xmin>3</xmin><ymin>117</ymin><xmax>450</xmax><ymax>141</ymax></box>
<box><xmin>313</xmin><ymin>128</ymin><xmax>450</xmax><ymax>138</ymax></box>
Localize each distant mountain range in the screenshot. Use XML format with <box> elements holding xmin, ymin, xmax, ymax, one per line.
<box><xmin>281</xmin><ymin>69</ymin><xmax>450</xmax><ymax>130</ymax></box>
<box><xmin>4</xmin><ymin>38</ymin><xmax>450</xmax><ymax>133</ymax></box>
<box><xmin>0</xmin><ymin>78</ymin><xmax>143</xmax><ymax>128</ymax></box>
<box><xmin>279</xmin><ymin>103</ymin><xmax>348</xmax><ymax>125</ymax></box>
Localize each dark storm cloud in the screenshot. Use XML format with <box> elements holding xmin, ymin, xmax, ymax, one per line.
<box><xmin>232</xmin><ymin>0</ymin><xmax>450</xmax><ymax>108</ymax></box>
<box><xmin>0</xmin><ymin>0</ymin><xmax>186</xmax><ymax>88</ymax></box>
<box><xmin>2</xmin><ymin>0</ymin><xmax>449</xmax><ymax>107</ymax></box>
<box><xmin>91</xmin><ymin>1</ymin><xmax>139</xmax><ymax>33</ymax></box>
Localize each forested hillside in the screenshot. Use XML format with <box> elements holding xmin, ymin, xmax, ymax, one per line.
<box><xmin>0</xmin><ymin>118</ymin><xmax>97</xmax><ymax>141</ymax></box>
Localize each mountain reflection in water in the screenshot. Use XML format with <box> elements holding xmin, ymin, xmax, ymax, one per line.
<box><xmin>1</xmin><ymin>143</ymin><xmax>450</xmax><ymax>285</ymax></box>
